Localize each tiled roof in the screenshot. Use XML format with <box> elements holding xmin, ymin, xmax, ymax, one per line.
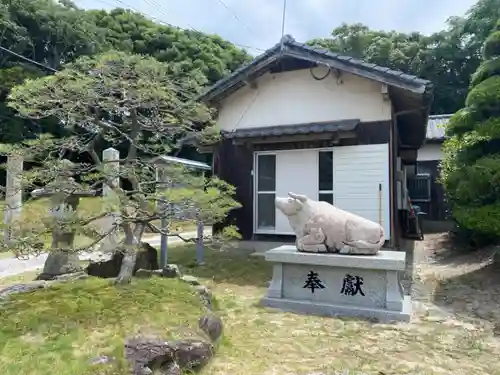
<box><xmin>223</xmin><ymin>119</ymin><xmax>360</xmax><ymax>139</ymax></box>
<box><xmin>200</xmin><ymin>35</ymin><xmax>433</xmax><ymax>103</ymax></box>
<box><xmin>426</xmin><ymin>114</ymin><xmax>451</xmax><ymax>141</ymax></box>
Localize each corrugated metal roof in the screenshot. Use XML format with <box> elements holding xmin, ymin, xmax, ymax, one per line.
<box><xmin>199</xmin><ymin>35</ymin><xmax>433</xmax><ymax>103</ymax></box>
<box><xmin>427</xmin><ymin>114</ymin><xmax>451</xmax><ymax>141</ymax></box>
<box><xmin>150</xmin><ymin>155</ymin><xmax>211</xmax><ymax>170</ymax></box>
<box><xmin>223</xmin><ymin>119</ymin><xmax>360</xmax><ymax>139</ymax></box>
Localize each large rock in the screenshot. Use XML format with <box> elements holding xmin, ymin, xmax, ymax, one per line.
<box><xmin>198</xmin><ymin>314</ymin><xmax>223</xmax><ymax>342</ymax></box>
<box><xmin>36</xmin><ymin>250</ymin><xmax>82</xmax><ymax>280</ymax></box>
<box><xmin>0</xmin><ymin>281</ymin><xmax>47</xmax><ymax>300</ymax></box>
<box><xmin>169</xmin><ymin>338</ymin><xmax>215</xmax><ymax>370</ymax></box>
<box><xmin>124</xmin><ymin>335</ymin><xmax>213</xmax><ymax>374</ymax></box>
<box><xmin>86</xmin><ymin>242</ymin><xmax>159</xmax><ymax>278</ymax></box>
<box><xmin>125</xmin><ymin>336</ymin><xmax>176</xmax><ymax>375</ymax></box>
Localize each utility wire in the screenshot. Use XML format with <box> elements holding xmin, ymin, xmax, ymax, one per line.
<box><xmin>0</xmin><ymin>45</ymin><xmax>57</xmax><ymax>73</ymax></box>
<box><xmin>213</xmin><ymin>0</ymin><xmax>257</xmax><ymax>41</ymax></box>
<box><xmin>97</xmin><ymin>0</ymin><xmax>266</xmax><ymax>52</ymax></box>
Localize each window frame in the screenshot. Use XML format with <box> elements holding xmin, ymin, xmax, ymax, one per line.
<box><xmin>407</xmin><ymin>173</ymin><xmax>431</xmax><ymax>203</ymax></box>
<box><xmin>318</xmin><ymin>150</ymin><xmax>334</xmax><ymax>205</ymax></box>
<box><xmin>254</xmin><ymin>153</ymin><xmax>277</xmax><ymax>232</ymax></box>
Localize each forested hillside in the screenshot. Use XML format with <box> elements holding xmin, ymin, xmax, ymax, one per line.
<box><xmin>0</xmin><ymin>0</ymin><xmax>251</xmax><ymax>144</ymax></box>
<box><xmin>1</xmin><ymin>0</ymin><xmax>500</xmax><ymax>143</ymax></box>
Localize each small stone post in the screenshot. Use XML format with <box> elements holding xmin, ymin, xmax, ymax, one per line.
<box><xmin>196</xmin><ymin>216</ymin><xmax>205</xmax><ymax>265</ymax></box>
<box><xmin>3</xmin><ymin>154</ymin><xmax>23</xmax><ymax>243</ymax></box>
<box><xmin>156</xmin><ymin>166</ymin><xmax>169</xmax><ymax>268</ymax></box>
<box><xmin>101</xmin><ymin>148</ymin><xmax>120</xmax><ymax>252</ymax></box>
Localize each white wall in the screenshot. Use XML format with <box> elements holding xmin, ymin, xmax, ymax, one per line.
<box><xmin>217</xmin><ymin>67</ymin><xmax>392</xmax><ymax>131</ymax></box>
<box><xmin>254</xmin><ymin>144</ymin><xmax>391</xmax><ymax>239</ymax></box>
<box><xmin>418</xmin><ymin>143</ymin><xmax>443</xmax><ymax>161</ymax></box>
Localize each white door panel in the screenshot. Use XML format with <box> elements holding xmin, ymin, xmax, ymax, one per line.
<box><xmin>275</xmin><ymin>150</ymin><xmax>318</xmax><ymax>234</ymax></box>
<box><xmin>333</xmin><ymin>144</ymin><xmax>390</xmax><ymax>239</ymax></box>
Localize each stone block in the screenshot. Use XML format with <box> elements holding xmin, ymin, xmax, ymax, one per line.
<box><xmin>260</xmin><ymin>245</ymin><xmax>411</xmax><ymax>322</ymax></box>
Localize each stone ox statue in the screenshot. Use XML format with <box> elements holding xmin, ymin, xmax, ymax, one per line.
<box><xmin>275</xmin><ymin>192</ymin><xmax>385</xmax><ymax>255</ymax></box>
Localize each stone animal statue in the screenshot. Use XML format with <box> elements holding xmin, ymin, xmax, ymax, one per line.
<box><xmin>275</xmin><ymin>192</ymin><xmax>385</xmax><ymax>255</ymax></box>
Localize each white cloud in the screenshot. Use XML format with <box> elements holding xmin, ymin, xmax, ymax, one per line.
<box><xmin>78</xmin><ymin>0</ymin><xmax>478</xmax><ymax>54</ymax></box>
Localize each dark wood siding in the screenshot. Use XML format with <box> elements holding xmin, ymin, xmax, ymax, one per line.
<box><xmin>212</xmin><ymin>139</ymin><xmax>254</xmax><ymax>240</ymax></box>
<box><xmin>213</xmin><ymin>120</ymin><xmax>393</xmax><ymax>240</ymax></box>
<box><xmin>413</xmin><ymin>160</ymin><xmax>449</xmax><ymax>221</ymax></box>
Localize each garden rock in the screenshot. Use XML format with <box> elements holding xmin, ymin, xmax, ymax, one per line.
<box><xmin>198</xmin><ymin>313</ymin><xmax>223</xmax><ymax>342</ymax></box>
<box><xmin>0</xmin><ymin>281</ymin><xmax>47</xmax><ymax>300</ymax></box>
<box><xmin>86</xmin><ymin>242</ymin><xmax>159</xmax><ymax>278</ymax></box>
<box><xmin>124</xmin><ymin>335</ymin><xmax>214</xmax><ymax>374</ymax></box>
<box><xmin>170</xmin><ymin>338</ymin><xmax>215</xmax><ymax>370</ymax></box>
<box><xmin>125</xmin><ymin>335</ymin><xmax>177</xmax><ymax>375</ymax></box>
<box><xmin>180</xmin><ymin>275</ymin><xmax>200</xmax><ymax>285</ymax></box>
<box><xmin>194</xmin><ymin>285</ymin><xmax>213</xmax><ymax>310</ymax></box>
<box><xmin>47</xmin><ymin>271</ymin><xmax>89</xmax><ymax>282</ymax></box>
<box><xmin>36</xmin><ymin>250</ymin><xmax>82</xmax><ymax>280</ymax></box>
<box><xmin>161</xmin><ymin>264</ymin><xmax>181</xmax><ymax>278</ymax></box>
<box><xmin>135</xmin><ymin>242</ymin><xmax>159</xmax><ymax>271</ymax></box>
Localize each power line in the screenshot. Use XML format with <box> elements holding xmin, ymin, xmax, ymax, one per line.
<box><xmin>213</xmin><ymin>0</ymin><xmax>257</xmax><ymax>40</ymax></box>
<box><xmin>94</xmin><ymin>0</ymin><xmax>266</xmax><ymax>53</ymax></box>
<box><xmin>0</xmin><ymin>45</ymin><xmax>57</xmax><ymax>73</ymax></box>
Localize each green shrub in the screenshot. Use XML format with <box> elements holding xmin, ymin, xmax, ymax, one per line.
<box><xmin>441</xmin><ymin>18</ymin><xmax>500</xmax><ymax>245</ymax></box>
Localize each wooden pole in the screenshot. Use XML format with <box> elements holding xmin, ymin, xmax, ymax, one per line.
<box><xmin>378</xmin><ymin>183</ymin><xmax>382</xmax><ymax>225</ymax></box>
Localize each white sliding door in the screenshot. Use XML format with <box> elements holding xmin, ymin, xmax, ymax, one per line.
<box><xmin>333</xmin><ymin>144</ymin><xmax>391</xmax><ymax>239</ymax></box>
<box><xmin>275</xmin><ymin>150</ymin><xmax>318</xmax><ymax>233</ymax></box>
<box><xmin>254</xmin><ymin>144</ymin><xmax>390</xmax><ymax>239</ymax></box>
<box><xmin>254</xmin><ymin>149</ymin><xmax>318</xmax><ymax>234</ymax></box>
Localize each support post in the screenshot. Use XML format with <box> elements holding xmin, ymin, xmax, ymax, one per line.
<box><xmin>4</xmin><ymin>154</ymin><xmax>23</xmax><ymax>243</ymax></box>
<box><xmin>101</xmin><ymin>148</ymin><xmax>120</xmax><ymax>252</ymax></box>
<box><xmin>196</xmin><ymin>215</ymin><xmax>204</xmax><ymax>265</ymax></box>
<box><xmin>156</xmin><ymin>166</ymin><xmax>169</xmax><ymax>268</ymax></box>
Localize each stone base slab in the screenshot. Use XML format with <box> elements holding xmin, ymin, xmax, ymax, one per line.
<box><xmin>260</xmin><ymin>295</ymin><xmax>412</xmax><ymax>323</ymax></box>
<box><xmin>261</xmin><ymin>245</ymin><xmax>410</xmax><ymax>323</ymax></box>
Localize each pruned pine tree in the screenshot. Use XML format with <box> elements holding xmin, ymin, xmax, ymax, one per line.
<box><xmin>4</xmin><ymin>51</ymin><xmax>241</xmax><ymax>284</ymax></box>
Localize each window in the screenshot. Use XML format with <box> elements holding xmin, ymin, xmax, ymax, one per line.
<box><xmin>407</xmin><ymin>174</ymin><xmax>431</xmax><ymax>202</ymax></box>
<box><xmin>318</xmin><ymin>151</ymin><xmax>333</xmax><ymax>204</ymax></box>
<box><xmin>256</xmin><ymin>154</ymin><xmax>276</xmax><ymax>230</ymax></box>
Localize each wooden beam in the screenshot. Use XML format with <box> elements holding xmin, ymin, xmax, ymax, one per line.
<box><xmin>231</xmin><ymin>131</ymin><xmax>356</xmax><ymax>146</ymax></box>
<box><xmin>398</xmin><ymin>148</ymin><xmax>418</xmax><ymax>162</ymax></box>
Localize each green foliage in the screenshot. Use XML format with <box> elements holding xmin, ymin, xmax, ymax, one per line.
<box><xmin>483</xmin><ymin>31</ymin><xmax>500</xmax><ymax>60</ymax></box>
<box><xmin>0</xmin><ymin>1</ymin><xmax>251</xmax><ymax>145</ymax></box>
<box><xmin>441</xmin><ymin>17</ymin><xmax>500</xmax><ymax>240</ymax></box>
<box><xmin>470</xmin><ymin>58</ymin><xmax>500</xmax><ymax>87</ymax></box>
<box><xmin>307</xmin><ymin>0</ymin><xmax>500</xmax><ymax>115</ymax></box>
<box><xmin>3</xmin><ymin>51</ymin><xmax>241</xmax><ymax>264</ymax></box>
<box><xmin>0</xmin><ymin>276</ymin><xmax>205</xmax><ymax>374</ymax></box>
<box><xmin>465</xmin><ymin>75</ymin><xmax>500</xmax><ymax>110</ymax></box>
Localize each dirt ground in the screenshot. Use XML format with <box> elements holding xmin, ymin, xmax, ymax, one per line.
<box><xmin>408</xmin><ymin>232</ymin><xmax>500</xmax><ymax>332</ymax></box>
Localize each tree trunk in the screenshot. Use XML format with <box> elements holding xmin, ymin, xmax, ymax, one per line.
<box><xmin>114</xmin><ymin>250</ymin><xmax>137</xmax><ymax>284</ymax></box>
<box><xmin>114</xmin><ymin>226</ymin><xmax>143</xmax><ymax>284</ymax></box>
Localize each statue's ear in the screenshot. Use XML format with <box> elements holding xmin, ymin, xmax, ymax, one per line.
<box><xmin>288</xmin><ymin>192</ymin><xmax>307</xmax><ymax>202</ymax></box>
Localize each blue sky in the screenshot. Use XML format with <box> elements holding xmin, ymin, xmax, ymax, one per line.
<box><xmin>76</xmin><ymin>0</ymin><xmax>478</xmax><ymax>55</ymax></box>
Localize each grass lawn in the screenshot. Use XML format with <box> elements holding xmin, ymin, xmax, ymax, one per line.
<box><xmin>0</xmin><ymin>245</ymin><xmax>499</xmax><ymax>375</ymax></box>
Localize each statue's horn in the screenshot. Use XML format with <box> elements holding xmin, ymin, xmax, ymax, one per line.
<box><xmin>288</xmin><ymin>192</ymin><xmax>307</xmax><ymax>202</ymax></box>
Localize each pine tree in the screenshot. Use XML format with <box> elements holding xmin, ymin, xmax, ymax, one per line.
<box><xmin>441</xmin><ymin>19</ymin><xmax>500</xmax><ymax>237</ymax></box>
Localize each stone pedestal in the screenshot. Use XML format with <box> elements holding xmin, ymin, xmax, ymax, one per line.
<box><xmin>260</xmin><ymin>245</ymin><xmax>411</xmax><ymax>322</ymax></box>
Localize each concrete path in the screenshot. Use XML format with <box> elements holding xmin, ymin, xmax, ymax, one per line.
<box><xmin>0</xmin><ymin>229</ymin><xmax>211</xmax><ymax>279</ymax></box>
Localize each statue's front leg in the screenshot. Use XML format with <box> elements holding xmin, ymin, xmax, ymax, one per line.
<box><xmin>296</xmin><ymin>226</ymin><xmax>327</xmax><ymax>253</ymax></box>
